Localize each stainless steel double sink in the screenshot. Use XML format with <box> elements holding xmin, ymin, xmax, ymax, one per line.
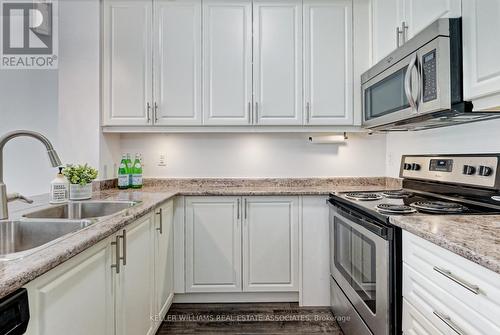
<box><xmin>0</xmin><ymin>201</ymin><xmax>139</xmax><ymax>261</ymax></box>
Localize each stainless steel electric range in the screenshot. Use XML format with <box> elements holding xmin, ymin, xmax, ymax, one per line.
<box><xmin>328</xmin><ymin>154</ymin><xmax>500</xmax><ymax>335</ymax></box>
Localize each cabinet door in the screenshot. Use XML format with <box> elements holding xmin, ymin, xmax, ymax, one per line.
<box><xmin>370</xmin><ymin>0</ymin><xmax>402</xmax><ymax>64</ymax></box>
<box><xmin>463</xmin><ymin>0</ymin><xmax>500</xmax><ymax>108</ymax></box>
<box><xmin>185</xmin><ymin>196</ymin><xmax>242</xmax><ymax>292</ymax></box>
<box><xmin>243</xmin><ymin>196</ymin><xmax>299</xmax><ymax>292</ymax></box>
<box><xmin>253</xmin><ymin>0</ymin><xmax>303</xmax><ymax>125</ymax></box>
<box><xmin>303</xmin><ymin>0</ymin><xmax>353</xmax><ymax>125</ymax></box>
<box><xmin>103</xmin><ymin>0</ymin><xmax>153</xmax><ymax>126</ymax></box>
<box><xmin>25</xmin><ymin>239</ymin><xmax>114</xmax><ymax>335</ymax></box>
<box><xmin>154</xmin><ymin>200</ymin><xmax>175</xmax><ymax>320</ymax></box>
<box><xmin>203</xmin><ymin>0</ymin><xmax>253</xmax><ymax>125</ymax></box>
<box><xmin>116</xmin><ymin>215</ymin><xmax>155</xmax><ymax>335</ymax></box>
<box><xmin>402</xmin><ymin>0</ymin><xmax>461</xmax><ymax>39</ymax></box>
<box><xmin>154</xmin><ymin>0</ymin><xmax>202</xmax><ymax>125</ymax></box>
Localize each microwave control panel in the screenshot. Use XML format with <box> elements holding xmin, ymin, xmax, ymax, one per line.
<box><xmin>422</xmin><ymin>50</ymin><xmax>437</xmax><ymax>102</ymax></box>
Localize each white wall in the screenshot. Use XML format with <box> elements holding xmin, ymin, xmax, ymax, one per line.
<box><xmin>119</xmin><ymin>132</ymin><xmax>387</xmax><ymax>178</ymax></box>
<box><xmin>0</xmin><ymin>71</ymin><xmax>59</xmax><ymax>196</ymax></box>
<box><xmin>386</xmin><ymin>118</ymin><xmax>500</xmax><ymax>177</ymax></box>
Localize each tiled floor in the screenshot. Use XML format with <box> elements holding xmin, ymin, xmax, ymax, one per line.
<box><xmin>156</xmin><ymin>303</ymin><xmax>343</xmax><ymax>334</ymax></box>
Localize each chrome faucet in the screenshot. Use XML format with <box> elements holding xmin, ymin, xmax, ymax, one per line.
<box><xmin>0</xmin><ymin>130</ymin><xmax>62</xmax><ymax>220</ymax></box>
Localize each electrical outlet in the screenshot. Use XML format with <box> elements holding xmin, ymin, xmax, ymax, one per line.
<box><xmin>158</xmin><ymin>153</ymin><xmax>167</xmax><ymax>167</ymax></box>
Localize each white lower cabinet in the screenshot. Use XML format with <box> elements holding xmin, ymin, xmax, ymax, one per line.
<box><xmin>243</xmin><ymin>196</ymin><xmax>299</xmax><ymax>291</ymax></box>
<box><xmin>25</xmin><ymin>237</ymin><xmax>115</xmax><ymax>335</ymax></box>
<box><xmin>185</xmin><ymin>196</ymin><xmax>299</xmax><ymax>294</ymax></box>
<box><xmin>154</xmin><ymin>200</ymin><xmax>175</xmax><ymax>319</ymax></box>
<box><xmin>185</xmin><ymin>196</ymin><xmax>242</xmax><ymax>292</ymax></box>
<box><xmin>116</xmin><ymin>215</ymin><xmax>156</xmax><ymax>335</ymax></box>
<box><xmin>403</xmin><ymin>231</ymin><xmax>500</xmax><ymax>335</ymax></box>
<box><xmin>25</xmin><ymin>201</ymin><xmax>175</xmax><ymax>335</ymax></box>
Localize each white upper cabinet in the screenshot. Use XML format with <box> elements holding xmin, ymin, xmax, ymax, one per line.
<box><xmin>253</xmin><ymin>0</ymin><xmax>303</xmax><ymax>125</ymax></box>
<box><xmin>402</xmin><ymin>0</ymin><xmax>461</xmax><ymax>39</ymax></box>
<box><xmin>463</xmin><ymin>0</ymin><xmax>500</xmax><ymax>110</ymax></box>
<box><xmin>103</xmin><ymin>0</ymin><xmax>153</xmax><ymax>126</ymax></box>
<box><xmin>303</xmin><ymin>0</ymin><xmax>353</xmax><ymax>125</ymax></box>
<box><xmin>243</xmin><ymin>196</ymin><xmax>299</xmax><ymax>292</ymax></box>
<box><xmin>185</xmin><ymin>197</ymin><xmax>242</xmax><ymax>292</ymax></box>
<box><xmin>370</xmin><ymin>0</ymin><xmax>402</xmax><ymax>64</ymax></box>
<box><xmin>154</xmin><ymin>0</ymin><xmax>202</xmax><ymax>125</ymax></box>
<box><xmin>203</xmin><ymin>0</ymin><xmax>253</xmax><ymax>125</ymax></box>
<box><xmin>370</xmin><ymin>0</ymin><xmax>461</xmax><ymax>64</ymax></box>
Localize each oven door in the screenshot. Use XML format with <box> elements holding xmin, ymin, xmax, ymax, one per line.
<box><xmin>329</xmin><ymin>203</ymin><xmax>391</xmax><ymax>335</ymax></box>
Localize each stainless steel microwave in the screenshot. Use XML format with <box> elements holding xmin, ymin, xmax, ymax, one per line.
<box><xmin>361</xmin><ymin>18</ymin><xmax>500</xmax><ymax>131</ymax></box>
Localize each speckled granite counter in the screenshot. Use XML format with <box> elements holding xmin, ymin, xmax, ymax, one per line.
<box><xmin>0</xmin><ymin>177</ymin><xmax>399</xmax><ymax>299</ymax></box>
<box><xmin>390</xmin><ymin>215</ymin><xmax>500</xmax><ymax>275</ymax></box>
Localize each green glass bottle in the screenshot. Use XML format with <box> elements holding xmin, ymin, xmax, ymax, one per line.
<box><xmin>131</xmin><ymin>154</ymin><xmax>143</xmax><ymax>189</ymax></box>
<box><xmin>118</xmin><ymin>154</ymin><xmax>129</xmax><ymax>189</ymax></box>
<box><xmin>125</xmin><ymin>153</ymin><xmax>133</xmax><ymax>187</ymax></box>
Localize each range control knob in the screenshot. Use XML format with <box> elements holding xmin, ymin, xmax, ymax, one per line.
<box><xmin>411</xmin><ymin>163</ymin><xmax>421</xmax><ymax>171</ymax></box>
<box><xmin>478</xmin><ymin>166</ymin><xmax>493</xmax><ymax>177</ymax></box>
<box><xmin>463</xmin><ymin>165</ymin><xmax>476</xmax><ymax>175</ymax></box>
<box><xmin>403</xmin><ymin>163</ymin><xmax>412</xmax><ymax>170</ymax></box>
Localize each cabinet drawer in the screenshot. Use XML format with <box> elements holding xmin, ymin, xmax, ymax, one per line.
<box><xmin>403</xmin><ymin>298</ymin><xmax>444</xmax><ymax>335</ymax></box>
<box><xmin>403</xmin><ymin>231</ymin><xmax>500</xmax><ymax>328</ymax></box>
<box><xmin>403</xmin><ymin>232</ymin><xmax>500</xmax><ymax>334</ymax></box>
<box><xmin>404</xmin><ymin>263</ymin><xmax>500</xmax><ymax>334</ymax></box>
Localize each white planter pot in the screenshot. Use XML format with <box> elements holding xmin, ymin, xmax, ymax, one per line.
<box><xmin>69</xmin><ymin>183</ymin><xmax>92</xmax><ymax>200</ymax></box>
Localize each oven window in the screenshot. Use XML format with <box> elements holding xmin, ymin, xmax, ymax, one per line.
<box><xmin>364</xmin><ymin>66</ymin><xmax>409</xmax><ymax>121</ymax></box>
<box><xmin>334</xmin><ymin>216</ymin><xmax>377</xmax><ymax>313</ymax></box>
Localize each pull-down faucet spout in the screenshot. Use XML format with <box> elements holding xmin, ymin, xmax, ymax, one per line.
<box><xmin>0</xmin><ymin>130</ymin><xmax>62</xmax><ymax>220</ymax></box>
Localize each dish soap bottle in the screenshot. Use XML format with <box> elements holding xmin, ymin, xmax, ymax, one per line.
<box><xmin>50</xmin><ymin>167</ymin><xmax>69</xmax><ymax>204</ymax></box>
<box><xmin>131</xmin><ymin>154</ymin><xmax>143</xmax><ymax>189</ymax></box>
<box><xmin>118</xmin><ymin>154</ymin><xmax>129</xmax><ymax>189</ymax></box>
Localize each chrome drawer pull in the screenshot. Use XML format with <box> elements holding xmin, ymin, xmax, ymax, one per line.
<box><xmin>433</xmin><ymin>311</ymin><xmax>467</xmax><ymax>335</ymax></box>
<box><xmin>111</xmin><ymin>235</ymin><xmax>121</xmax><ymax>274</ymax></box>
<box><xmin>433</xmin><ymin>266</ymin><xmax>480</xmax><ymax>295</ymax></box>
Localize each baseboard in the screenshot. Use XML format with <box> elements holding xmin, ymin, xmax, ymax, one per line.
<box><xmin>173</xmin><ymin>292</ymin><xmax>299</xmax><ymax>304</ymax></box>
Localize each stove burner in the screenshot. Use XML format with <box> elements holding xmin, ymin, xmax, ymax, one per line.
<box><xmin>411</xmin><ymin>201</ymin><xmax>468</xmax><ymax>214</ymax></box>
<box><xmin>376</xmin><ymin>204</ymin><xmax>416</xmax><ymax>214</ymax></box>
<box><xmin>344</xmin><ymin>193</ymin><xmax>383</xmax><ymax>201</ymax></box>
<box><xmin>382</xmin><ymin>190</ymin><xmax>413</xmax><ymax>199</ymax></box>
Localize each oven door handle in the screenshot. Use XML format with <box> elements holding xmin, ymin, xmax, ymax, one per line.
<box><xmin>404</xmin><ymin>54</ymin><xmax>420</xmax><ymax>113</ymax></box>
<box><xmin>328</xmin><ymin>201</ymin><xmax>390</xmax><ymax>239</ymax></box>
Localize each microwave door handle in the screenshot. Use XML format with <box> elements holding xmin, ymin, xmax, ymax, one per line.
<box><xmin>405</xmin><ymin>54</ymin><xmax>418</xmax><ymax>113</ymax></box>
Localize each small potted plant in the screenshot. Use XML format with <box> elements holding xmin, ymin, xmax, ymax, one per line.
<box><xmin>62</xmin><ymin>164</ymin><xmax>98</xmax><ymax>200</ymax></box>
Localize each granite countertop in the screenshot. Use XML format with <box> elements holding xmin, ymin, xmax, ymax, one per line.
<box><xmin>390</xmin><ymin>215</ymin><xmax>500</xmax><ymax>275</ymax></box>
<box><xmin>2</xmin><ymin>176</ymin><xmax>499</xmax><ymax>299</ymax></box>
<box><xmin>0</xmin><ymin>177</ymin><xmax>399</xmax><ymax>299</ymax></box>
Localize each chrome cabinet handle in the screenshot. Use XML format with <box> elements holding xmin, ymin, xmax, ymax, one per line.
<box><xmin>433</xmin><ymin>311</ymin><xmax>467</xmax><ymax>335</ymax></box>
<box><xmin>306</xmin><ymin>102</ymin><xmax>311</xmax><ymax>123</ymax></box>
<box><xmin>154</xmin><ymin>102</ymin><xmax>159</xmax><ymax>123</ymax></box>
<box><xmin>404</xmin><ymin>54</ymin><xmax>420</xmax><ymax>112</ymax></box>
<box><xmin>156</xmin><ymin>208</ymin><xmax>163</xmax><ymax>234</ymax></box>
<box><xmin>396</xmin><ymin>26</ymin><xmax>403</xmax><ymax>47</ymax></box>
<box><xmin>433</xmin><ymin>266</ymin><xmax>480</xmax><ymax>295</ymax></box>
<box><xmin>146</xmin><ymin>102</ymin><xmax>151</xmax><ymax>123</ymax></box>
<box><xmin>120</xmin><ymin>229</ymin><xmax>127</xmax><ymax>266</ymax></box>
<box><xmin>237</xmin><ymin>199</ymin><xmax>240</xmax><ymax>219</ymax></box>
<box><xmin>402</xmin><ymin>21</ymin><xmax>409</xmax><ymax>43</ymax></box>
<box><xmin>255</xmin><ymin>102</ymin><xmax>259</xmax><ymax>124</ymax></box>
<box><xmin>248</xmin><ymin>102</ymin><xmax>252</xmax><ymax>124</ymax></box>
<box><xmin>244</xmin><ymin>199</ymin><xmax>247</xmax><ymax>219</ymax></box>
<box><xmin>111</xmin><ymin>235</ymin><xmax>121</xmax><ymax>274</ymax></box>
